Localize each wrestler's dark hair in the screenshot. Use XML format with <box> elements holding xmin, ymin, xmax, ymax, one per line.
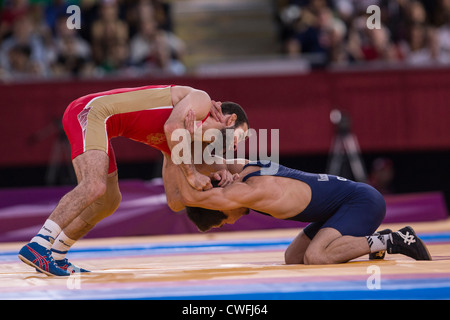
<box><xmin>185</xmin><ymin>180</ymin><xmax>225</xmax><ymax>232</ymax></box>
<box><xmin>221</xmin><ymin>102</ymin><xmax>248</xmax><ymax>128</ymax></box>
<box><xmin>185</xmin><ymin>206</ymin><xmax>227</xmax><ymax>232</ymax></box>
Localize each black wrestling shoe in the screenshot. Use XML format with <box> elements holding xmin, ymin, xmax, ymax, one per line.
<box><xmin>387</xmin><ymin>226</ymin><xmax>432</xmax><ymax>261</ymax></box>
<box><xmin>369</xmin><ymin>228</ymin><xmax>392</xmax><ymax>260</ymax></box>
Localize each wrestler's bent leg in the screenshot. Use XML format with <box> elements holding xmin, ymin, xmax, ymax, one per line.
<box><xmin>284</xmin><ymin>230</ymin><xmax>311</xmax><ymax>264</ymax></box>
<box><xmin>48</xmin><ymin>150</ymin><xmax>109</xmax><ymax>229</ymax></box>
<box><xmin>63</xmin><ymin>172</ymin><xmax>122</xmax><ymax>240</ymax></box>
<box><xmin>303</xmin><ymin>227</ymin><xmax>370</xmax><ymax>264</ymax></box>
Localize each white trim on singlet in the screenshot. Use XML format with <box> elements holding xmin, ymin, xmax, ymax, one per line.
<box><xmin>77</xmin><ymin>95</ymin><xmax>106</xmax><ymax>153</ymax></box>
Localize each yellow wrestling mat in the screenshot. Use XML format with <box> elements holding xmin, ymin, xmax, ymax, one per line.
<box><xmin>1</xmin><ymin>220</ymin><xmax>450</xmax><ymax>300</ymax></box>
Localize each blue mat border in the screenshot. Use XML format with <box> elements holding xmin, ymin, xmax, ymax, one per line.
<box><xmin>1</xmin><ymin>231</ymin><xmax>449</xmax><ymax>262</ymax></box>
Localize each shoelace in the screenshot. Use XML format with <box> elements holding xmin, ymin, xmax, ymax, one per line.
<box><xmin>57</xmin><ymin>258</ymin><xmax>77</xmax><ymax>273</ymax></box>
<box><xmin>397</xmin><ymin>230</ymin><xmax>416</xmax><ymax>245</ymax></box>
<box><xmin>45</xmin><ymin>248</ymin><xmax>70</xmax><ymax>273</ymax></box>
<box><xmin>56</xmin><ymin>258</ymin><xmax>69</xmax><ymax>265</ymax></box>
<box><xmin>43</xmin><ymin>248</ymin><xmax>57</xmax><ymax>264</ymax></box>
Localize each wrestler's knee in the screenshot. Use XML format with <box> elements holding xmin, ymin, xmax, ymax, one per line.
<box><xmin>79</xmin><ymin>177</ymin><xmax>121</xmax><ymax>225</ymax></box>
<box><xmin>80</xmin><ymin>192</ymin><xmax>121</xmax><ymax>226</ymax></box>
<box><xmin>284</xmin><ymin>249</ymin><xmax>303</xmax><ymax>265</ymax></box>
<box><xmin>80</xmin><ymin>178</ymin><xmax>107</xmax><ymax>202</ymax></box>
<box><xmin>106</xmin><ymin>187</ymin><xmax>122</xmax><ymax>214</ymax></box>
<box><xmin>96</xmin><ymin>183</ymin><xmax>121</xmax><ymax>221</ymax></box>
<box><xmin>303</xmin><ymin>248</ymin><xmax>330</xmax><ymax>265</ymax></box>
<box><xmin>73</xmin><ymin>150</ymin><xmax>109</xmax><ymax>201</ymax></box>
<box><xmin>106</xmin><ymin>173</ymin><xmax>122</xmax><ymax>212</ymax></box>
<box><xmin>284</xmin><ymin>230</ymin><xmax>310</xmax><ymax>264</ymax></box>
<box><xmin>284</xmin><ymin>243</ymin><xmax>307</xmax><ymax>264</ymax></box>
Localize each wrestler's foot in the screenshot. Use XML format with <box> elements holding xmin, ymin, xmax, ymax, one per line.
<box><xmin>55</xmin><ymin>258</ymin><xmax>90</xmax><ymax>273</ymax></box>
<box><xmin>35</xmin><ymin>258</ymin><xmax>90</xmax><ymax>274</ymax></box>
<box><xmin>18</xmin><ymin>242</ymin><xmax>70</xmax><ymax>276</ymax></box>
<box><xmin>387</xmin><ymin>226</ymin><xmax>432</xmax><ymax>261</ymax></box>
<box><xmin>369</xmin><ymin>228</ymin><xmax>392</xmax><ymax>260</ymax></box>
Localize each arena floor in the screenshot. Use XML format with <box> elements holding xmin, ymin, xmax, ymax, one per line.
<box><xmin>1</xmin><ymin>220</ymin><xmax>450</xmax><ymax>300</ymax></box>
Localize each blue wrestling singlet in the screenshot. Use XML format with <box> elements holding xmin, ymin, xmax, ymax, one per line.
<box><xmin>242</xmin><ymin>161</ymin><xmax>386</xmax><ymax>239</ymax></box>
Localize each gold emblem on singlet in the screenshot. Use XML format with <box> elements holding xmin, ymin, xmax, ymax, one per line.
<box><xmin>146</xmin><ymin>133</ymin><xmax>166</xmax><ymax>145</ymax></box>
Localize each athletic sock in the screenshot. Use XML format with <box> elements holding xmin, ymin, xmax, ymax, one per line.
<box><xmin>51</xmin><ymin>231</ymin><xmax>76</xmax><ymax>260</ymax></box>
<box><xmin>366</xmin><ymin>233</ymin><xmax>390</xmax><ymax>253</ymax></box>
<box><xmin>31</xmin><ymin>219</ymin><xmax>62</xmax><ymax>249</ymax></box>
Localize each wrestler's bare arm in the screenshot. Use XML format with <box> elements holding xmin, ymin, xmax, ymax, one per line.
<box><xmin>162</xmin><ymin>154</ymin><xmax>185</xmax><ymax>212</ymax></box>
<box><xmin>162</xmin><ymin>154</ymin><xmax>246</xmax><ymax>211</ymax></box>
<box><xmin>208</xmin><ymin>156</ymin><xmax>249</xmax><ymax>175</ymax></box>
<box><xmin>164</xmin><ymin>86</ymin><xmax>211</xmax><ymax>140</ymax></box>
<box><xmin>178</xmin><ymin>170</ymin><xmax>261</xmax><ymax>211</ymax></box>
<box><xmin>162</xmin><ymin>154</ymin><xmax>230</xmax><ymax>212</ymax></box>
<box><xmin>164</xmin><ymin>86</ymin><xmax>213</xmax><ymax>190</ymax></box>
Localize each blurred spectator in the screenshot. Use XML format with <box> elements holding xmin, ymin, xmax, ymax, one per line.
<box><xmin>0</xmin><ymin>44</ymin><xmax>39</xmax><ymax>79</ymax></box>
<box><xmin>51</xmin><ymin>15</ymin><xmax>94</xmax><ymax>77</ymax></box>
<box><xmin>129</xmin><ymin>0</ymin><xmax>186</xmax><ymax>75</ymax></box>
<box><xmin>396</xmin><ymin>23</ymin><xmax>440</xmax><ymax>65</ymax></box>
<box><xmin>98</xmin><ymin>39</ymin><xmax>133</xmax><ymax>75</ymax></box>
<box><xmin>77</xmin><ymin>0</ymin><xmax>98</xmax><ymax>42</ymax></box>
<box><xmin>434</xmin><ymin>0</ymin><xmax>450</xmax><ymax>63</ymax></box>
<box><xmin>283</xmin><ymin>0</ymin><xmax>347</xmax><ymax>66</ymax></box>
<box><xmin>125</xmin><ymin>0</ymin><xmax>173</xmax><ymax>36</ymax></box>
<box><xmin>2</xmin><ymin>0</ymin><xmax>449</xmax><ymax>81</ymax></box>
<box><xmin>0</xmin><ymin>0</ymin><xmax>180</xmax><ymax>80</ymax></box>
<box><xmin>90</xmin><ymin>0</ymin><xmax>129</xmax><ymax>72</ymax></box>
<box><xmin>43</xmin><ymin>0</ymin><xmax>69</xmax><ymax>33</ymax></box>
<box><xmin>0</xmin><ymin>14</ymin><xmax>49</xmax><ymax>79</ymax></box>
<box><xmin>393</xmin><ymin>1</ymin><xmax>450</xmax><ymax>65</ymax></box>
<box><xmin>276</xmin><ymin>0</ymin><xmax>450</xmax><ymax>67</ymax></box>
<box><xmin>433</xmin><ymin>0</ymin><xmax>450</xmax><ymax>26</ymax></box>
<box><xmin>28</xmin><ymin>2</ymin><xmax>57</xmax><ymax>69</ymax></box>
<box><xmin>0</xmin><ymin>0</ymin><xmax>29</xmax><ymax>40</ymax></box>
<box><xmin>346</xmin><ymin>14</ymin><xmax>397</xmax><ymax>63</ymax></box>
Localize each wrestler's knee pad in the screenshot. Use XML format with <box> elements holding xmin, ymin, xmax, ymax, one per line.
<box><xmin>79</xmin><ymin>173</ymin><xmax>122</xmax><ymax>226</ymax></box>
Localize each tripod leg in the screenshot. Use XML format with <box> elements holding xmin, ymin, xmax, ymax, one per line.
<box><xmin>327</xmin><ymin>136</ymin><xmax>345</xmax><ymax>176</ymax></box>
<box><xmin>342</xmin><ymin>134</ymin><xmax>367</xmax><ymax>182</ymax></box>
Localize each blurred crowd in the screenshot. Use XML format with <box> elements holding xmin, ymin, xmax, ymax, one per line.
<box><xmin>0</xmin><ymin>0</ymin><xmax>186</xmax><ymax>81</ymax></box>
<box><xmin>276</xmin><ymin>0</ymin><xmax>450</xmax><ymax>67</ymax></box>
<box><xmin>1</xmin><ymin>0</ymin><xmax>450</xmax><ymax>81</ymax></box>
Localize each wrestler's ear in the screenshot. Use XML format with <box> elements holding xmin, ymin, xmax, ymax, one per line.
<box><xmin>225</xmin><ymin>113</ymin><xmax>237</xmax><ymax>127</ymax></box>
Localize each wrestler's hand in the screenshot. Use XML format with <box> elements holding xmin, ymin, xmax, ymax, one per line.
<box><xmin>210</xmin><ymin>100</ymin><xmax>225</xmax><ymax>123</ymax></box>
<box><xmin>187</xmin><ymin>171</ymin><xmax>213</xmax><ymax>191</ymax></box>
<box><xmin>185</xmin><ymin>109</ymin><xmax>196</xmax><ymax>136</ymax></box>
<box><xmin>210</xmin><ymin>169</ymin><xmax>235</xmax><ymax>187</ymax></box>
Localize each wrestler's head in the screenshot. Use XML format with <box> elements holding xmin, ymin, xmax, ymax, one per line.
<box><xmin>201</xmin><ymin>102</ymin><xmax>249</xmax><ymax>154</ymax></box>
<box><xmin>185</xmin><ymin>179</ymin><xmax>249</xmax><ymax>231</ymax></box>
<box><xmin>185</xmin><ymin>206</ymin><xmax>250</xmax><ymax>232</ymax></box>
<box><xmin>221</xmin><ymin>102</ymin><xmax>249</xmax><ymax>129</ymax></box>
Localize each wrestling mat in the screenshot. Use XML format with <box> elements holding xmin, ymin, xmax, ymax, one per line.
<box><xmin>1</xmin><ymin>220</ymin><xmax>450</xmax><ymax>300</ymax></box>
